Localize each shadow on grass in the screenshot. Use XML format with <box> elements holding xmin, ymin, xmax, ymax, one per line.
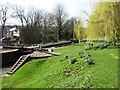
<box><xmin>32</xmin><ymin>59</ymin><xmax>47</xmax><ymax>68</ymax></box>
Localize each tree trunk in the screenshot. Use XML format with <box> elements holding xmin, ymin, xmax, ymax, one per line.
<box><xmin>79</xmin><ymin>39</ymin><xmax>81</xmax><ymax>44</ymax></box>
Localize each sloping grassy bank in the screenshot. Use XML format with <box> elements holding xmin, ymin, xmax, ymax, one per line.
<box><xmin>2</xmin><ymin>43</ymin><xmax>118</xmax><ymax>88</ymax></box>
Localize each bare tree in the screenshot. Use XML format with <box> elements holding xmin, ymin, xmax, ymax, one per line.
<box><xmin>25</xmin><ymin>8</ymin><xmax>43</xmax><ymax>27</ymax></box>
<box><xmin>0</xmin><ymin>8</ymin><xmax>2</xmax><ymax>21</ymax></box>
<box><xmin>13</xmin><ymin>7</ymin><xmax>38</xmax><ymax>27</ymax></box>
<box><xmin>0</xmin><ymin>4</ymin><xmax>11</xmax><ymax>38</ymax></box>
<box><xmin>20</xmin><ymin>8</ymin><xmax>44</xmax><ymax>44</ymax></box>
<box><xmin>34</xmin><ymin>10</ymin><xmax>43</xmax><ymax>26</ymax></box>
<box><xmin>53</xmin><ymin>3</ymin><xmax>68</xmax><ymax>41</ymax></box>
<box><xmin>12</xmin><ymin>5</ymin><xmax>25</xmax><ymax>26</ymax></box>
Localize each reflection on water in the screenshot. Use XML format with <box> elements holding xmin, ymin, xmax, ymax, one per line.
<box><xmin>1</xmin><ymin>67</ymin><xmax>12</xmax><ymax>76</ymax></box>
<box><xmin>0</xmin><ymin>49</ymin><xmax>18</xmax><ymax>53</ymax></box>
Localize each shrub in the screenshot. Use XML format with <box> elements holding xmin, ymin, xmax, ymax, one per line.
<box><xmin>84</xmin><ymin>55</ymin><xmax>90</xmax><ymax>60</ymax></box>
<box><xmin>86</xmin><ymin>52</ymin><xmax>91</xmax><ymax>57</ymax></box>
<box><xmin>80</xmin><ymin>53</ymin><xmax>87</xmax><ymax>58</ymax></box>
<box><xmin>78</xmin><ymin>50</ymin><xmax>84</xmax><ymax>55</ymax></box>
<box><xmin>99</xmin><ymin>43</ymin><xmax>110</xmax><ymax>50</ymax></box>
<box><xmin>93</xmin><ymin>45</ymin><xmax>99</xmax><ymax>50</ymax></box>
<box><xmin>85</xmin><ymin>46</ymin><xmax>92</xmax><ymax>50</ymax></box>
<box><xmin>65</xmin><ymin>54</ymin><xmax>72</xmax><ymax>59</ymax></box>
<box><xmin>84</xmin><ymin>58</ymin><xmax>95</xmax><ymax>65</ymax></box>
<box><xmin>78</xmin><ymin>51</ymin><xmax>91</xmax><ymax>59</ymax></box>
<box><xmin>78</xmin><ymin>50</ymin><xmax>84</xmax><ymax>58</ymax></box>
<box><xmin>107</xmin><ymin>41</ymin><xmax>112</xmax><ymax>44</ymax></box>
<box><xmin>104</xmin><ymin>43</ymin><xmax>110</xmax><ymax>47</ymax></box>
<box><xmin>69</xmin><ymin>57</ymin><xmax>77</xmax><ymax>64</ymax></box>
<box><xmin>99</xmin><ymin>44</ymin><xmax>105</xmax><ymax>50</ymax></box>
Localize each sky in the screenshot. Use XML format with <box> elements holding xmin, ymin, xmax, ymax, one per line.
<box><xmin>0</xmin><ymin>0</ymin><xmax>99</xmax><ymax>27</ymax></box>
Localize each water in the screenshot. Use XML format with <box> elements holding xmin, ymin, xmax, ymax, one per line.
<box><xmin>0</xmin><ymin>49</ymin><xmax>18</xmax><ymax>53</ymax></box>
<box><xmin>1</xmin><ymin>67</ymin><xmax>12</xmax><ymax>76</ymax></box>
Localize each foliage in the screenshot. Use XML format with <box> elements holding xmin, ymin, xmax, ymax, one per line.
<box><xmin>73</xmin><ymin>19</ymin><xmax>84</xmax><ymax>43</ymax></box>
<box><xmin>20</xmin><ymin>26</ymin><xmax>42</xmax><ymax>44</ymax></box>
<box><xmin>86</xmin><ymin>2</ymin><xmax>120</xmax><ymax>43</ymax></box>
<box><xmin>62</xmin><ymin>17</ymin><xmax>75</xmax><ymax>40</ymax></box>
<box><xmin>87</xmin><ymin>2</ymin><xmax>120</xmax><ymax>42</ymax></box>
<box><xmin>69</xmin><ymin>57</ymin><xmax>77</xmax><ymax>64</ymax></box>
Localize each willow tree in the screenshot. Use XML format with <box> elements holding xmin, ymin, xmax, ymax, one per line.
<box><xmin>73</xmin><ymin>19</ymin><xmax>84</xmax><ymax>43</ymax></box>
<box><xmin>86</xmin><ymin>2</ymin><xmax>106</xmax><ymax>40</ymax></box>
<box><xmin>103</xmin><ymin>2</ymin><xmax>120</xmax><ymax>43</ymax></box>
<box><xmin>86</xmin><ymin>13</ymin><xmax>105</xmax><ymax>40</ymax></box>
<box><xmin>86</xmin><ymin>1</ymin><xmax>120</xmax><ymax>43</ymax></box>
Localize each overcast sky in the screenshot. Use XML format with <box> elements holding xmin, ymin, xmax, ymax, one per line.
<box><xmin>0</xmin><ymin>0</ymin><xmax>99</xmax><ymax>26</ymax></box>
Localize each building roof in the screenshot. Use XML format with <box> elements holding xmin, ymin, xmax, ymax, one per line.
<box><xmin>9</xmin><ymin>27</ymin><xmax>17</xmax><ymax>31</ymax></box>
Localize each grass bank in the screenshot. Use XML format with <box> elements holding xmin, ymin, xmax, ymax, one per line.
<box><xmin>2</xmin><ymin>43</ymin><xmax>118</xmax><ymax>88</ymax></box>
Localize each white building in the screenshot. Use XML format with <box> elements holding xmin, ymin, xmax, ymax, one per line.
<box><xmin>7</xmin><ymin>27</ymin><xmax>20</xmax><ymax>37</ymax></box>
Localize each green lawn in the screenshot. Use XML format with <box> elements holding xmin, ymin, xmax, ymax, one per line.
<box><xmin>2</xmin><ymin>43</ymin><xmax>118</xmax><ymax>88</ymax></box>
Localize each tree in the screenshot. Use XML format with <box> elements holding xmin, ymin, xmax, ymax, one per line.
<box><xmin>86</xmin><ymin>12</ymin><xmax>105</xmax><ymax>40</ymax></box>
<box><xmin>86</xmin><ymin>1</ymin><xmax>120</xmax><ymax>43</ymax></box>
<box><xmin>44</xmin><ymin>13</ymin><xmax>57</xmax><ymax>43</ymax></box>
<box><xmin>0</xmin><ymin>4</ymin><xmax>11</xmax><ymax>38</ymax></box>
<box><xmin>63</xmin><ymin>17</ymin><xmax>76</xmax><ymax>40</ymax></box>
<box><xmin>53</xmin><ymin>3</ymin><xmax>68</xmax><ymax>41</ymax></box>
<box><xmin>103</xmin><ymin>2</ymin><xmax>120</xmax><ymax>43</ymax></box>
<box><xmin>20</xmin><ymin>8</ymin><xmax>44</xmax><ymax>44</ymax></box>
<box><xmin>74</xmin><ymin>18</ymin><xmax>84</xmax><ymax>43</ymax></box>
<box><xmin>12</xmin><ymin>5</ymin><xmax>25</xmax><ymax>26</ymax></box>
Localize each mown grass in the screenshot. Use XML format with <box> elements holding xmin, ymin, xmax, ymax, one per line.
<box><xmin>2</xmin><ymin>43</ymin><xmax>118</xmax><ymax>88</ymax></box>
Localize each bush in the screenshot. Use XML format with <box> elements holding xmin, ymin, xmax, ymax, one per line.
<box><xmin>99</xmin><ymin>43</ymin><xmax>110</xmax><ymax>50</ymax></box>
<box><xmin>78</xmin><ymin>51</ymin><xmax>91</xmax><ymax>59</ymax></box>
<box><xmin>69</xmin><ymin>57</ymin><xmax>77</xmax><ymax>64</ymax></box>
<box><xmin>107</xmin><ymin>41</ymin><xmax>112</xmax><ymax>44</ymax></box>
<box><xmin>86</xmin><ymin>52</ymin><xmax>91</xmax><ymax>57</ymax></box>
<box><xmin>104</xmin><ymin>43</ymin><xmax>110</xmax><ymax>47</ymax></box>
<box><xmin>85</xmin><ymin>46</ymin><xmax>92</xmax><ymax>50</ymax></box>
<box><xmin>85</xmin><ymin>54</ymin><xmax>91</xmax><ymax>58</ymax></box>
<box><xmin>93</xmin><ymin>45</ymin><xmax>99</xmax><ymax>50</ymax></box>
<box><xmin>84</xmin><ymin>55</ymin><xmax>90</xmax><ymax>60</ymax></box>
<box><xmin>85</xmin><ymin>47</ymin><xmax>91</xmax><ymax>50</ymax></box>
<box><xmin>78</xmin><ymin>50</ymin><xmax>84</xmax><ymax>55</ymax></box>
<box><xmin>79</xmin><ymin>55</ymin><xmax>84</xmax><ymax>58</ymax></box>
<box><xmin>65</xmin><ymin>54</ymin><xmax>72</xmax><ymax>59</ymax></box>
<box><xmin>84</xmin><ymin>58</ymin><xmax>95</xmax><ymax>65</ymax></box>
<box><xmin>99</xmin><ymin>44</ymin><xmax>105</xmax><ymax>50</ymax></box>
<box><xmin>65</xmin><ymin>54</ymin><xmax>77</xmax><ymax>64</ymax></box>
<box><xmin>78</xmin><ymin>50</ymin><xmax>85</xmax><ymax>58</ymax></box>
